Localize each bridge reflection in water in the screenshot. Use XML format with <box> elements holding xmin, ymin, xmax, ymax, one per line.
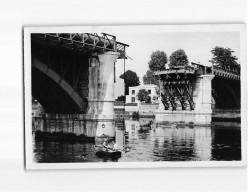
<box><xmin>32</xmin><ymin>119</ymin><xmax>241</xmax><ymax>163</ymax></box>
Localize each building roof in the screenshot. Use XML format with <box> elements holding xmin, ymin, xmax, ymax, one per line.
<box><xmin>129</xmin><ymin>84</ymin><xmax>158</xmax><ymax>89</ymax></box>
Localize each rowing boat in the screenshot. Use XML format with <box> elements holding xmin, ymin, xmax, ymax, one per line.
<box><xmin>96</xmin><ymin>150</ymin><xmax>122</xmax><ymax>158</ymax></box>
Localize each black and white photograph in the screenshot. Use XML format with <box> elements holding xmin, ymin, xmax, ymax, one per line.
<box><xmin>0</xmin><ymin>0</ymin><xmax>247</xmax><ymax>192</ymax></box>
<box><xmin>24</xmin><ymin>24</ymin><xmax>246</xmax><ymax>169</ymax></box>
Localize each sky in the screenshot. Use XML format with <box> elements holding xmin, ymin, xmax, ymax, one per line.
<box><xmin>113</xmin><ymin>27</ymin><xmax>240</xmax><ymax>98</ymax></box>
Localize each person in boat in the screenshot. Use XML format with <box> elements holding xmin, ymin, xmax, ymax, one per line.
<box><xmin>106</xmin><ymin>140</ymin><xmax>115</xmax><ymax>151</ymax></box>
<box><xmin>101</xmin><ymin>139</ymin><xmax>113</xmax><ymax>150</ymax></box>
<box><xmin>104</xmin><ymin>140</ymin><xmax>117</xmax><ymax>151</ymax></box>
<box><xmin>102</xmin><ymin>139</ymin><xmax>109</xmax><ymax>150</ymax></box>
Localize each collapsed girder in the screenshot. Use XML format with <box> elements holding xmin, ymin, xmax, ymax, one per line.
<box><xmin>155</xmin><ymin>63</ymin><xmax>240</xmax><ymax>111</ymax></box>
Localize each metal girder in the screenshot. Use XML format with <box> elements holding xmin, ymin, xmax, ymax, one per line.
<box><xmin>161</xmin><ymin>79</ymin><xmax>195</xmax><ymax>111</ymax></box>
<box><xmin>154</xmin><ymin>69</ymin><xmax>195</xmax><ymax>76</ymax></box>
<box><xmin>31</xmin><ymin>33</ymin><xmax>129</xmax><ymax>59</ymax></box>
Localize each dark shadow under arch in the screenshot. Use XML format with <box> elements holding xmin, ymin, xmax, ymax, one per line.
<box><xmin>212</xmin><ymin>78</ymin><xmax>240</xmax><ymax>109</ymax></box>
<box><xmin>32</xmin><ymin>58</ymin><xmax>86</xmax><ymax>114</ymax></box>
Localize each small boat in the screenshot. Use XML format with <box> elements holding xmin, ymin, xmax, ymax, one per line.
<box><xmin>96</xmin><ymin>150</ymin><xmax>122</xmax><ymax>158</ymax></box>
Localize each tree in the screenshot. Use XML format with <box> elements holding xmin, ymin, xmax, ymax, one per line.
<box><xmin>148</xmin><ymin>50</ymin><xmax>168</xmax><ymax>71</ymax></box>
<box><xmin>169</xmin><ymin>49</ymin><xmax>189</xmax><ymax>68</ymax></box>
<box><xmin>209</xmin><ymin>46</ymin><xmax>240</xmax><ymax>70</ymax></box>
<box><xmin>143</xmin><ymin>70</ymin><xmax>159</xmax><ymax>86</ymax></box>
<box><xmin>137</xmin><ymin>89</ymin><xmax>150</xmax><ymax>103</ymax></box>
<box><xmin>120</xmin><ymin>70</ymin><xmax>140</xmax><ymax>95</ymax></box>
<box><xmin>115</xmin><ymin>95</ymin><xmax>126</xmax><ymax>102</ymax></box>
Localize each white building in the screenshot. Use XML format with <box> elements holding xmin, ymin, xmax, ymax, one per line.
<box><xmin>126</xmin><ymin>84</ymin><xmax>159</xmax><ymax>104</ymax></box>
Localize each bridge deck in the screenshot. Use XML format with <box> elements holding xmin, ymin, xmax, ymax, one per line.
<box><xmin>153</xmin><ymin>64</ymin><xmax>240</xmax><ymax>81</ymax></box>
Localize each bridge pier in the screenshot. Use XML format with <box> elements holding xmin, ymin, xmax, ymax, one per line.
<box><xmin>88</xmin><ymin>51</ymin><xmax>120</xmax><ymax>144</ymax></box>
<box><xmin>194</xmin><ymin>75</ymin><xmax>215</xmax><ymax>113</ymax></box>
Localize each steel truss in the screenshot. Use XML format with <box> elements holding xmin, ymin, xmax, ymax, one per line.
<box><xmin>161</xmin><ymin>79</ymin><xmax>195</xmax><ymax>111</ymax></box>
<box><xmin>31</xmin><ymin>33</ymin><xmax>129</xmax><ymax>59</ymax></box>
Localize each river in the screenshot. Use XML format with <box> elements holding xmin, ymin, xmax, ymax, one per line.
<box><xmin>32</xmin><ymin>119</ymin><xmax>241</xmax><ymax>163</ymax></box>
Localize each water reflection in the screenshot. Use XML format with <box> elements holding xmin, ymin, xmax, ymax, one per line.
<box><xmin>33</xmin><ymin>119</ymin><xmax>241</xmax><ymax>163</ymax></box>
<box><xmin>121</xmin><ymin>119</ymin><xmax>212</xmax><ymax>161</ymax></box>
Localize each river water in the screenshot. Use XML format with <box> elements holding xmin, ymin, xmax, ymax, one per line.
<box><xmin>32</xmin><ymin>119</ymin><xmax>241</xmax><ymax>163</ymax></box>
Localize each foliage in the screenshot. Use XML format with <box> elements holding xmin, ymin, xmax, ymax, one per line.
<box><xmin>155</xmin><ymin>88</ymin><xmax>160</xmax><ymax>96</ymax></box>
<box><xmin>148</xmin><ymin>50</ymin><xmax>168</xmax><ymax>71</ymax></box>
<box><xmin>143</xmin><ymin>70</ymin><xmax>159</xmax><ymax>86</ymax></box>
<box><xmin>169</xmin><ymin>49</ymin><xmax>189</xmax><ymax>67</ymax></box>
<box><xmin>209</xmin><ymin>46</ymin><xmax>240</xmax><ymax>70</ymax></box>
<box><xmin>137</xmin><ymin>89</ymin><xmax>150</xmax><ymax>103</ymax></box>
<box><xmin>120</xmin><ymin>70</ymin><xmax>140</xmax><ymax>95</ymax></box>
<box><xmin>115</xmin><ymin>95</ymin><xmax>126</xmax><ymax>102</ymax></box>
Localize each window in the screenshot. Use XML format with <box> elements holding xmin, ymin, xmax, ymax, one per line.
<box><xmin>147</xmin><ymin>96</ymin><xmax>151</xmax><ymax>103</ymax></box>
<box><xmin>131</xmin><ymin>97</ymin><xmax>135</xmax><ymax>102</ymax></box>
<box><xmin>132</xmin><ymin>90</ymin><xmax>135</xmax><ymax>95</ymax></box>
<box><xmin>131</xmin><ymin>124</ymin><xmax>135</xmax><ymax>130</ymax></box>
<box><xmin>148</xmin><ymin>90</ymin><xmax>151</xmax><ymax>94</ymax></box>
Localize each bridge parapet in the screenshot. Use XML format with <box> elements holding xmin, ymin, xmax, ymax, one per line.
<box><xmin>213</xmin><ymin>66</ymin><xmax>240</xmax><ymax>80</ymax></box>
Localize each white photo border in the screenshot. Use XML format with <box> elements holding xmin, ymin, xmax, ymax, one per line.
<box><xmin>24</xmin><ymin>24</ymin><xmax>247</xmax><ymax>169</ymax></box>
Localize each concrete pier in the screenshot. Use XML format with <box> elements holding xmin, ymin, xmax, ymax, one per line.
<box><xmin>88</xmin><ymin>52</ymin><xmax>120</xmax><ymax>144</ymax></box>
